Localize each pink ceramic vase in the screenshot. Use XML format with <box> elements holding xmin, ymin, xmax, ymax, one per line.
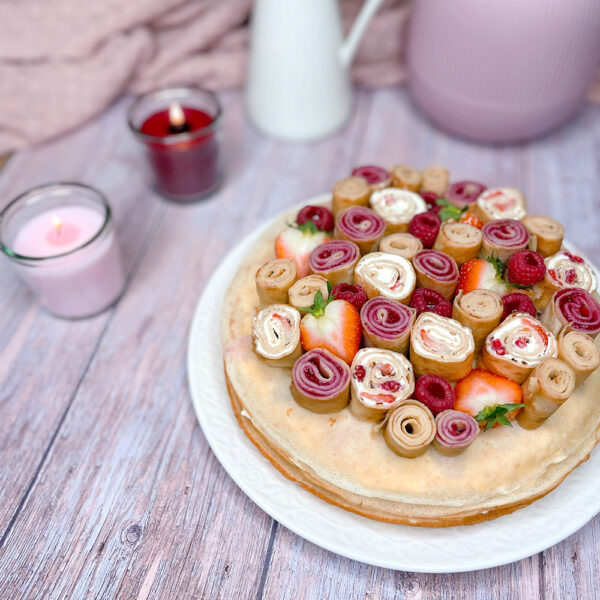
<box><xmin>407</xmin><ymin>0</ymin><xmax>600</xmax><ymax>142</ymax></box>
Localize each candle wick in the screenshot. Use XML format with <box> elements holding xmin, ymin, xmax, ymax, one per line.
<box><xmin>168</xmin><ymin>102</ymin><xmax>189</xmax><ymax>134</ymax></box>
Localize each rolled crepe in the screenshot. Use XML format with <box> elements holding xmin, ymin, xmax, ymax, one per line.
<box><xmin>479</xmin><ymin>313</ymin><xmax>558</xmax><ymax>384</ymax></box>
<box><xmin>384</xmin><ymin>400</ymin><xmax>435</xmax><ymax>458</ymax></box>
<box><xmin>541</xmin><ymin>287</ymin><xmax>600</xmax><ymax>336</ymax></box>
<box><xmin>412</xmin><ymin>250</ymin><xmax>459</xmax><ymax>300</ymax></box>
<box><xmin>332</xmin><ymin>176</ymin><xmax>371</xmax><ymax>215</ymax></box>
<box><xmin>445</xmin><ymin>181</ymin><xmax>487</xmax><ymax>209</ymax></box>
<box><xmin>335</xmin><ymin>205</ymin><xmax>386</xmax><ymax>254</ymax></box>
<box><xmin>291</xmin><ymin>348</ymin><xmax>351</xmax><ymax>413</ymax></box>
<box><xmin>517</xmin><ymin>358</ymin><xmax>576</xmax><ymax>430</ymax></box>
<box><xmin>255</xmin><ymin>258</ymin><xmax>298</xmax><ymax>305</ymax></box>
<box><xmin>360</xmin><ymin>297</ymin><xmax>416</xmax><ymax>354</ymax></box>
<box><xmin>410</xmin><ymin>312</ymin><xmax>475</xmax><ymax>380</ymax></box>
<box><xmin>479</xmin><ymin>219</ymin><xmax>530</xmax><ymax>262</ymax></box>
<box><xmin>308</xmin><ymin>240</ymin><xmax>360</xmax><ymax>286</ymax></box>
<box><xmin>522</xmin><ymin>216</ymin><xmax>564</xmax><ymax>258</ymax></box>
<box><xmin>420</xmin><ymin>166</ymin><xmax>450</xmax><ymax>196</ymax></box>
<box><xmin>557</xmin><ymin>330</ymin><xmax>600</xmax><ymax>387</ymax></box>
<box><xmin>351</xmin><ymin>165</ymin><xmax>392</xmax><ymax>191</ymax></box>
<box><xmin>370</xmin><ymin>188</ymin><xmax>427</xmax><ymax>234</ymax></box>
<box><xmin>391</xmin><ymin>164</ymin><xmax>422</xmax><ymax>191</ymax></box>
<box><xmin>433</xmin><ymin>222</ymin><xmax>482</xmax><ymax>266</ymax></box>
<box><xmin>538</xmin><ymin>250</ymin><xmax>598</xmax><ymax>311</ymax></box>
<box><xmin>252</xmin><ymin>304</ymin><xmax>302</xmax><ymax>367</ymax></box>
<box><xmin>350</xmin><ymin>348</ymin><xmax>415</xmax><ymax>421</ymax></box>
<box><xmin>379</xmin><ymin>233</ymin><xmax>423</xmax><ymax>261</ymax></box>
<box><xmin>354</xmin><ymin>252</ymin><xmax>416</xmax><ymax>304</ymax></box>
<box><xmin>433</xmin><ymin>410</ymin><xmax>479</xmax><ymax>456</ymax></box>
<box><xmin>453</xmin><ymin>289</ymin><xmax>503</xmax><ymax>353</ymax></box>
<box><xmin>475</xmin><ymin>187</ymin><xmax>527</xmax><ymax>223</ymax></box>
<box><xmin>288</xmin><ymin>275</ymin><xmax>329</xmax><ymax>314</ymax></box>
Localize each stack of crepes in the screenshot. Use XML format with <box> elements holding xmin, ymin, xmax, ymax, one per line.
<box><xmin>223</xmin><ymin>163</ymin><xmax>600</xmax><ymax>526</ymax></box>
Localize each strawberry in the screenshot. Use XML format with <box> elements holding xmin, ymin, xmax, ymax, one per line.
<box><xmin>300</xmin><ymin>288</ymin><xmax>361</xmax><ymax>365</ymax></box>
<box><xmin>275</xmin><ymin>222</ymin><xmax>330</xmax><ymax>278</ymax></box>
<box><xmin>454</xmin><ymin>369</ymin><xmax>524</xmax><ymax>430</ymax></box>
<box><xmin>459</xmin><ymin>212</ymin><xmax>483</xmax><ymax>229</ymax></box>
<box><xmin>455</xmin><ymin>257</ymin><xmax>508</xmax><ymax>297</ymax></box>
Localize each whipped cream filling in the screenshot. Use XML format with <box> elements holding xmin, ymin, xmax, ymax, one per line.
<box><xmin>253</xmin><ymin>304</ymin><xmax>301</xmax><ymax>359</ymax></box>
<box><xmin>370</xmin><ymin>189</ymin><xmax>427</xmax><ymax>225</ymax></box>
<box><xmin>411</xmin><ymin>313</ymin><xmax>474</xmax><ymax>361</ymax></box>
<box><xmin>476</xmin><ymin>187</ymin><xmax>526</xmax><ymax>220</ymax></box>
<box><xmin>545</xmin><ymin>251</ymin><xmax>597</xmax><ymax>292</ymax></box>
<box><xmin>351</xmin><ymin>348</ymin><xmax>414</xmax><ymax>409</ymax></box>
<box><xmin>355</xmin><ymin>252</ymin><xmax>416</xmax><ymax>301</ymax></box>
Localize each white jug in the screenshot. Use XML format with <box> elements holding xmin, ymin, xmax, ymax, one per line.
<box><xmin>245</xmin><ymin>0</ymin><xmax>385</xmax><ymax>142</ymax></box>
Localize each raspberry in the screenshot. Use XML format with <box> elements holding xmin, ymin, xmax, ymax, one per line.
<box><xmin>514</xmin><ymin>336</ymin><xmax>528</xmax><ymax>349</ymax></box>
<box><xmin>297</xmin><ymin>205</ymin><xmax>334</xmax><ymax>231</ymax></box>
<box><xmin>414</xmin><ymin>375</ymin><xmax>455</xmax><ymax>415</ymax></box>
<box><xmin>409</xmin><ymin>211</ymin><xmax>441</xmax><ymax>248</ymax></box>
<box><xmin>331</xmin><ymin>283</ymin><xmax>367</xmax><ymax>311</ymax></box>
<box><xmin>410</xmin><ymin>288</ymin><xmax>452</xmax><ymax>317</ymax></box>
<box><xmin>381</xmin><ymin>380</ymin><xmax>401</xmax><ymax>392</ymax></box>
<box><xmin>506</xmin><ymin>250</ymin><xmax>546</xmax><ymax>286</ymax></box>
<box><xmin>501</xmin><ymin>292</ymin><xmax>537</xmax><ymax>320</ymax></box>
<box><xmin>490</xmin><ymin>338</ymin><xmax>506</xmax><ymax>355</ymax></box>
<box><xmin>565</xmin><ymin>269</ymin><xmax>577</xmax><ymax>284</ymax></box>
<box><xmin>563</xmin><ymin>251</ymin><xmax>584</xmax><ymax>264</ymax></box>
<box><xmin>419</xmin><ymin>191</ymin><xmax>440</xmax><ymax>212</ymax></box>
<box><xmin>354</xmin><ymin>365</ymin><xmax>366</xmax><ymax>382</ymax></box>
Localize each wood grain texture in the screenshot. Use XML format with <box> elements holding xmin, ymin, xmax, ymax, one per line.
<box><xmin>0</xmin><ymin>89</ymin><xmax>599</xmax><ymax>600</ymax></box>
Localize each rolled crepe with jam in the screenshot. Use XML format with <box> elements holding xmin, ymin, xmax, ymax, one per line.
<box><xmin>557</xmin><ymin>330</ymin><xmax>600</xmax><ymax>387</ymax></box>
<box><xmin>308</xmin><ymin>240</ymin><xmax>360</xmax><ymax>286</ymax></box>
<box><xmin>433</xmin><ymin>410</ymin><xmax>479</xmax><ymax>456</ymax></box>
<box><xmin>360</xmin><ymin>297</ymin><xmax>416</xmax><ymax>354</ymax></box>
<box><xmin>453</xmin><ymin>289</ymin><xmax>503</xmax><ymax>354</ymax></box>
<box><xmin>291</xmin><ymin>348</ymin><xmax>351</xmax><ymax>413</ymax></box>
<box><xmin>354</xmin><ymin>252</ymin><xmax>416</xmax><ymax>304</ymax></box>
<box><xmin>384</xmin><ymin>400</ymin><xmax>435</xmax><ymax>458</ymax></box>
<box><xmin>537</xmin><ymin>250</ymin><xmax>598</xmax><ymax>311</ymax></box>
<box><xmin>412</xmin><ymin>250</ymin><xmax>459</xmax><ymax>300</ymax></box>
<box><xmin>480</xmin><ymin>313</ymin><xmax>558</xmax><ymax>384</ymax></box>
<box><xmin>475</xmin><ymin>187</ymin><xmax>527</xmax><ymax>223</ymax></box>
<box><xmin>351</xmin><ymin>165</ymin><xmax>392</xmax><ymax>191</ymax></box>
<box><xmin>410</xmin><ymin>312</ymin><xmax>475</xmax><ymax>380</ymax></box>
<box><xmin>391</xmin><ymin>164</ymin><xmax>422</xmax><ymax>191</ymax></box>
<box><xmin>379</xmin><ymin>233</ymin><xmax>423</xmax><ymax>261</ymax></box>
<box><xmin>255</xmin><ymin>258</ymin><xmax>298</xmax><ymax>305</ymax></box>
<box><xmin>479</xmin><ymin>219</ymin><xmax>530</xmax><ymax>262</ymax></box>
<box><xmin>288</xmin><ymin>275</ymin><xmax>329</xmax><ymax>314</ymax></box>
<box><xmin>420</xmin><ymin>167</ymin><xmax>449</xmax><ymax>197</ymax></box>
<box><xmin>332</xmin><ymin>176</ymin><xmax>371</xmax><ymax>215</ymax></box>
<box><xmin>349</xmin><ymin>348</ymin><xmax>415</xmax><ymax>421</ymax></box>
<box><xmin>522</xmin><ymin>216</ymin><xmax>564</xmax><ymax>258</ymax></box>
<box><xmin>518</xmin><ymin>358</ymin><xmax>576</xmax><ymax>430</ymax></box>
<box><xmin>433</xmin><ymin>222</ymin><xmax>482</xmax><ymax>266</ymax></box>
<box><xmin>541</xmin><ymin>287</ymin><xmax>600</xmax><ymax>337</ymax></box>
<box><xmin>335</xmin><ymin>205</ymin><xmax>386</xmax><ymax>254</ymax></box>
<box><xmin>252</xmin><ymin>304</ymin><xmax>302</xmax><ymax>367</ymax></box>
<box><xmin>370</xmin><ymin>188</ymin><xmax>428</xmax><ymax>234</ymax></box>
<box><xmin>445</xmin><ymin>181</ymin><xmax>487</xmax><ymax>209</ymax></box>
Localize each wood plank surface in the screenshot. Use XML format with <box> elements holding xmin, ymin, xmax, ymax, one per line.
<box><xmin>0</xmin><ymin>89</ymin><xmax>598</xmax><ymax>600</ymax></box>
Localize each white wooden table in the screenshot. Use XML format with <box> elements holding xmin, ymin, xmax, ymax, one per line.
<box><xmin>0</xmin><ymin>89</ymin><xmax>599</xmax><ymax>599</ymax></box>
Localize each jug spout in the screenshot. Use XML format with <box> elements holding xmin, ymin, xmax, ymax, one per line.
<box><xmin>339</xmin><ymin>0</ymin><xmax>386</xmax><ymax>67</ymax></box>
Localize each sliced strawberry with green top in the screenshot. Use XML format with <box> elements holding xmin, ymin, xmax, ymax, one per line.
<box><xmin>455</xmin><ymin>257</ymin><xmax>508</xmax><ymax>297</ymax></box>
<box><xmin>275</xmin><ymin>223</ymin><xmax>329</xmax><ymax>278</ymax></box>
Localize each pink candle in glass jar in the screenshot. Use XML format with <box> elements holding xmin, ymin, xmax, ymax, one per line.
<box><xmin>0</xmin><ymin>183</ymin><xmax>126</xmax><ymax>319</ymax></box>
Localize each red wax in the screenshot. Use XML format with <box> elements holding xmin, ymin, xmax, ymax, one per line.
<box><xmin>139</xmin><ymin>107</ymin><xmax>220</xmax><ymax>201</ymax></box>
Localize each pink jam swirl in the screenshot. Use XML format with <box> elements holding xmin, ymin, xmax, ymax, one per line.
<box><xmin>445</xmin><ymin>181</ymin><xmax>487</xmax><ymax>208</ymax></box>
<box><xmin>351</xmin><ymin>165</ymin><xmax>391</xmax><ymax>186</ymax></box>
<box><xmin>482</xmin><ymin>219</ymin><xmax>529</xmax><ymax>250</ymax></box>
<box><xmin>360</xmin><ymin>297</ymin><xmax>414</xmax><ymax>341</ymax></box>
<box><xmin>292</xmin><ymin>348</ymin><xmax>350</xmax><ymax>399</ymax></box>
<box><xmin>308</xmin><ymin>240</ymin><xmax>360</xmax><ymax>273</ymax></box>
<box><xmin>336</xmin><ymin>206</ymin><xmax>386</xmax><ymax>241</ymax></box>
<box><xmin>413</xmin><ymin>249</ymin><xmax>459</xmax><ymax>283</ymax></box>
<box><xmin>435</xmin><ymin>409</ymin><xmax>479</xmax><ymax>449</ymax></box>
<box><xmin>554</xmin><ymin>288</ymin><xmax>600</xmax><ymax>334</ymax></box>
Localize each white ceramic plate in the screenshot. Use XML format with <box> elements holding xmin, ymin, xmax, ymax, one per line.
<box><xmin>187</xmin><ymin>195</ymin><xmax>600</xmax><ymax>573</ymax></box>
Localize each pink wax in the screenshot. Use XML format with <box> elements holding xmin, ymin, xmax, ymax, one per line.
<box><xmin>10</xmin><ymin>205</ymin><xmax>125</xmax><ymax>318</ymax></box>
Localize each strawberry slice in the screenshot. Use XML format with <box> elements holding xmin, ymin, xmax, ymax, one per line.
<box><xmin>275</xmin><ymin>222</ymin><xmax>329</xmax><ymax>278</ymax></box>
<box><xmin>459</xmin><ymin>212</ymin><xmax>483</xmax><ymax>229</ymax></box>
<box><xmin>455</xmin><ymin>257</ymin><xmax>508</xmax><ymax>297</ymax></box>
<box><xmin>300</xmin><ymin>289</ymin><xmax>361</xmax><ymax>365</ymax></box>
<box><xmin>454</xmin><ymin>369</ymin><xmax>524</xmax><ymax>430</ymax></box>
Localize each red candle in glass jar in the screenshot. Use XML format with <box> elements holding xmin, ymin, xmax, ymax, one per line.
<box><xmin>128</xmin><ymin>87</ymin><xmax>223</xmax><ymax>203</ymax></box>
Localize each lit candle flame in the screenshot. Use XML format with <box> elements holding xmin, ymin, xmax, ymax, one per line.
<box><xmin>168</xmin><ymin>102</ymin><xmax>186</xmax><ymax>128</ymax></box>
<box><xmin>52</xmin><ymin>215</ymin><xmax>62</xmax><ymax>234</ymax></box>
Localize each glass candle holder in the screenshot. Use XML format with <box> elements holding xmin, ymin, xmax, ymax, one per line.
<box><xmin>0</xmin><ymin>183</ymin><xmax>126</xmax><ymax>319</ymax></box>
<box><xmin>128</xmin><ymin>86</ymin><xmax>223</xmax><ymax>203</ymax></box>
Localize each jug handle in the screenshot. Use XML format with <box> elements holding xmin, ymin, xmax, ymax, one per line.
<box><xmin>339</xmin><ymin>0</ymin><xmax>386</xmax><ymax>67</ymax></box>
